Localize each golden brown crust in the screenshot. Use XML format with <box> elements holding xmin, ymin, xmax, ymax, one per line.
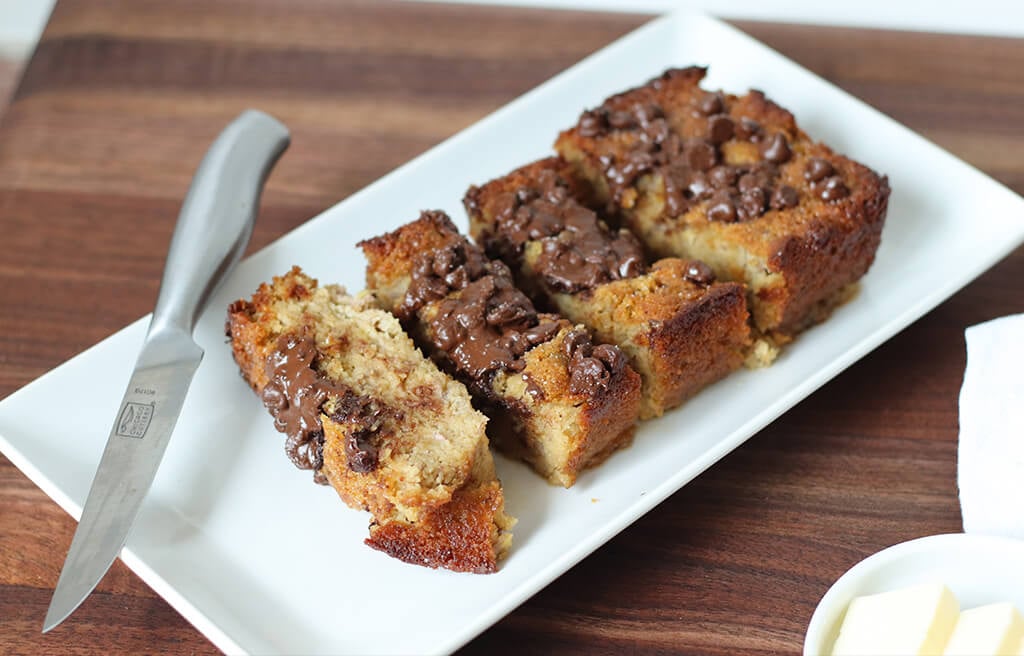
<box><xmin>360</xmin><ymin>213</ymin><xmax>642</xmax><ymax>487</ymax></box>
<box><xmin>226</xmin><ymin>267</ymin><xmax>513</xmax><ymax>573</ymax></box>
<box><xmin>366</xmin><ymin>478</ymin><xmax>510</xmax><ymax>574</ymax></box>
<box><xmin>465</xmin><ymin>157</ymin><xmax>750</xmax><ymax>418</ymax></box>
<box><xmin>555</xmin><ymin>66</ymin><xmax>890</xmax><ymax>339</ymax></box>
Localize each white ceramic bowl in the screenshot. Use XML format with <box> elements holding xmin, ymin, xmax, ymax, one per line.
<box><xmin>804</xmin><ymin>533</ymin><xmax>1024</xmax><ymax>655</ymax></box>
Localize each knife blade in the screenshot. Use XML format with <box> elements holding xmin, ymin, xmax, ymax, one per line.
<box><xmin>43</xmin><ymin>109</ymin><xmax>290</xmax><ymax>633</ymax></box>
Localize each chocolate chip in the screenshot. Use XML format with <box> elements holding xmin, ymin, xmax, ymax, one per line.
<box><xmin>686</xmin><ymin>140</ymin><xmax>717</xmax><ymax>172</ymax></box>
<box><xmin>578</xmin><ymin>109</ymin><xmax>608</xmax><ymax>138</ymax></box>
<box><xmin>591</xmin><ymin>344</ymin><xmax>626</xmax><ymax>377</ymax></box>
<box><xmin>618</xmin><ymin>252</ymin><xmax>646</xmax><ymax>279</ymax></box>
<box><xmin>638</xmin><ymin>117</ymin><xmax>670</xmax><ymax>145</ymax></box>
<box><xmin>563</xmin><ymin>329</ymin><xmax>592</xmax><ymax>361</ymax></box>
<box><xmin>735</xmin><ymin>118</ymin><xmax>762</xmax><ymax>141</ymax></box>
<box><xmin>707</xmin><ymin>114</ymin><xmax>734</xmax><ymax>144</ymax></box>
<box><xmin>516</xmin><ymin>186</ymin><xmax>539</xmax><ymax>204</ymax></box>
<box><xmin>760</xmin><ymin>133</ymin><xmax>792</xmax><ymax>163</ymax></box>
<box><xmin>569</xmin><ymin>356</ymin><xmax>611</xmax><ymax>395</ymax></box>
<box><xmin>608</xmin><ymin>110</ymin><xmax>638</xmax><ymax>130</ymax></box>
<box><xmin>770</xmin><ymin>185</ymin><xmax>799</xmax><ymax>210</ymax></box>
<box><xmin>544</xmin><ymin>183</ymin><xmax>569</xmax><ymax>205</ymax></box>
<box><xmin>737</xmin><ymin>172</ymin><xmax>761</xmax><ymax>193</ymax></box>
<box><xmin>709</xmin><ymin>166</ymin><xmax>738</xmax><ymax>189</ymax></box>
<box><xmin>685</xmin><ymin>171</ymin><xmax>711</xmax><ymax>200</ymax></box>
<box><xmin>819</xmin><ymin>176</ymin><xmax>850</xmax><ymax>201</ymax></box>
<box><xmin>683</xmin><ymin>261</ymin><xmax>715</xmax><ymax>285</ymax></box>
<box><xmin>697</xmin><ymin>93</ymin><xmax>723</xmax><ymax>116</ymax></box>
<box><xmin>485</xmin><ymin>296</ymin><xmax>533</xmax><ymax>327</ymax></box>
<box><xmin>345</xmin><ymin>429</ymin><xmax>379</xmax><ymax>474</ymax></box>
<box><xmin>804</xmin><ymin>157</ymin><xmax>834</xmax><ymax>182</ymax></box>
<box><xmin>707</xmin><ymin>193</ymin><xmax>737</xmax><ymax>223</ymax></box>
<box><xmin>738</xmin><ymin>188</ymin><xmax>767</xmax><ymax>220</ymax></box>
<box><xmin>635</xmin><ymin>103</ymin><xmax>665</xmax><ymax>124</ymax></box>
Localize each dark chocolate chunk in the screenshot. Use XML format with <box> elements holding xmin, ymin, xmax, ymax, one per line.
<box><xmin>261</xmin><ymin>332</ymin><xmax>357</xmax><ymax>481</ymax></box>
<box><xmin>707</xmin><ymin>114</ymin><xmax>734</xmax><ymax>144</ymax></box>
<box><xmin>686</xmin><ymin>171</ymin><xmax>712</xmax><ymax>200</ymax></box>
<box><xmin>770</xmin><ymin>185</ymin><xmax>799</xmax><ymax>210</ymax></box>
<box><xmin>578</xmin><ymin>109</ymin><xmax>608</xmax><ymax>138</ymax></box>
<box><xmin>738</xmin><ymin>187</ymin><xmax>767</xmax><ymax>220</ymax></box>
<box><xmin>683</xmin><ymin>261</ymin><xmax>716</xmax><ymax>285</ymax></box>
<box><xmin>735</xmin><ymin>118</ymin><xmax>762</xmax><ymax>141</ymax></box>
<box><xmin>562</xmin><ymin>329</ymin><xmax>625</xmax><ymax>395</ymax></box>
<box><xmin>261</xmin><ymin>334</ymin><xmax>328</xmax><ymax>474</ymax></box>
<box><xmin>592</xmin><ymin>344</ymin><xmax>627</xmax><ymax>377</ymax></box>
<box><xmin>804</xmin><ymin>157</ymin><xmax>834</xmax><ymax>182</ymax></box>
<box><xmin>661</xmin><ymin>167</ymin><xmax>691</xmax><ymax>217</ymax></box>
<box><xmin>760</xmin><ymin>133</ymin><xmax>792</xmax><ymax>164</ymax></box>
<box><xmin>696</xmin><ymin>93</ymin><xmax>724</xmax><ymax>116</ymax></box>
<box><xmin>634</xmin><ymin>103</ymin><xmax>665</xmax><ymax>125</ymax></box>
<box><xmin>707</xmin><ymin>192</ymin><xmax>738</xmax><ymax>223</ymax></box>
<box><xmin>709</xmin><ymin>166</ymin><xmax>738</xmax><ymax>189</ymax></box>
<box><xmin>562</xmin><ymin>328</ymin><xmax>591</xmax><ymax>361</ymax></box>
<box><xmin>608</xmin><ymin>110</ymin><xmax>638</xmax><ymax>130</ymax></box>
<box><xmin>819</xmin><ymin>176</ymin><xmax>850</xmax><ymax>201</ymax></box>
<box><xmin>330</xmin><ymin>393</ymin><xmax>386</xmax><ymax>474</ymax></box>
<box><xmin>686</xmin><ymin>140</ymin><xmax>718</xmax><ymax>172</ymax></box>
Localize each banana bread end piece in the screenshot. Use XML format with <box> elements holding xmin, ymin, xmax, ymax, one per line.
<box><xmin>227</xmin><ymin>267</ymin><xmax>513</xmax><ymax>572</ymax></box>
<box><xmin>555</xmin><ymin>66</ymin><xmax>890</xmax><ymax>341</ymax></box>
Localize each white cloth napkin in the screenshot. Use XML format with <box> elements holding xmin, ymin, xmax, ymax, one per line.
<box><xmin>958</xmin><ymin>313</ymin><xmax>1024</xmax><ymax>539</ymax></box>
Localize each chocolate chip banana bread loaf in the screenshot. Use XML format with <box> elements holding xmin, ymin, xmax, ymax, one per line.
<box><xmin>359</xmin><ymin>211</ymin><xmax>642</xmax><ymax>487</ymax></box>
<box><xmin>555</xmin><ymin>66</ymin><xmax>890</xmax><ymax>344</ymax></box>
<box><xmin>227</xmin><ymin>267</ymin><xmax>513</xmax><ymax>573</ymax></box>
<box><xmin>465</xmin><ymin>157</ymin><xmax>750</xmax><ymax>418</ymax></box>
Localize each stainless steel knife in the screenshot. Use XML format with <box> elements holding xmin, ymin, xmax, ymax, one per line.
<box><xmin>43</xmin><ymin>110</ymin><xmax>290</xmax><ymax>632</ymax></box>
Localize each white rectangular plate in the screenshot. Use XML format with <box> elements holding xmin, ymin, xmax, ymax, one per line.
<box><xmin>3</xmin><ymin>10</ymin><xmax>1024</xmax><ymax>655</ymax></box>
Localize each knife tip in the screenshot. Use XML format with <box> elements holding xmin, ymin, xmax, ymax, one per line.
<box><xmin>42</xmin><ymin>595</ymin><xmax>77</xmax><ymax>633</ymax></box>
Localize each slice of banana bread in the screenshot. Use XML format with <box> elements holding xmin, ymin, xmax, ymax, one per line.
<box><xmin>465</xmin><ymin>157</ymin><xmax>750</xmax><ymax>418</ymax></box>
<box><xmin>359</xmin><ymin>211</ymin><xmax>643</xmax><ymax>487</ymax></box>
<box><xmin>555</xmin><ymin>66</ymin><xmax>890</xmax><ymax>343</ymax></box>
<box><xmin>227</xmin><ymin>267</ymin><xmax>513</xmax><ymax>573</ymax></box>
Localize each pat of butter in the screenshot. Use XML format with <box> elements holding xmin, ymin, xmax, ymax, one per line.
<box><xmin>943</xmin><ymin>602</ymin><xmax>1024</xmax><ymax>655</ymax></box>
<box><xmin>831</xmin><ymin>583</ymin><xmax>959</xmax><ymax>656</ymax></box>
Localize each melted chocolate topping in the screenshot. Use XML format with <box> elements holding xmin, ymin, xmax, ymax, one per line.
<box><xmin>485</xmin><ymin>168</ymin><xmax>647</xmax><ymax>294</ymax></box>
<box><xmin>398</xmin><ymin>217</ymin><xmax>501</xmax><ymax>321</ymax></box>
<box><xmin>430</xmin><ymin>275</ymin><xmax>560</xmax><ymax>389</ymax></box>
<box><xmin>403</xmin><ymin>223</ymin><xmax>628</xmax><ymax>399</ymax></box>
<box><xmin>261</xmin><ymin>332</ymin><xmax>383</xmax><ymax>480</ymax></box>
<box><xmin>573</xmin><ymin>68</ymin><xmax>850</xmax><ymax>221</ymax></box>
<box><xmin>562</xmin><ymin>329</ymin><xmax>627</xmax><ymax>395</ymax></box>
<box><xmin>329</xmin><ymin>392</ymin><xmax>386</xmax><ymax>474</ymax></box>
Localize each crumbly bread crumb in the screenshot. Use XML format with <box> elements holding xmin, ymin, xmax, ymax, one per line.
<box><xmin>227</xmin><ymin>267</ymin><xmax>513</xmax><ymax>573</ymax></box>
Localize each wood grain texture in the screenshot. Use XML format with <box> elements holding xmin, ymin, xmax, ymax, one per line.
<box><xmin>0</xmin><ymin>58</ymin><xmax>21</xmax><ymax>112</ymax></box>
<box><xmin>0</xmin><ymin>1</ymin><xmax>1022</xmax><ymax>654</ymax></box>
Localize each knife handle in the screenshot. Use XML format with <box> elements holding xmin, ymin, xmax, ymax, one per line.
<box><xmin>150</xmin><ymin>110</ymin><xmax>290</xmax><ymax>338</ymax></box>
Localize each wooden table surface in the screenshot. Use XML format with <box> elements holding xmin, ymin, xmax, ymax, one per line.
<box><xmin>1</xmin><ymin>1</ymin><xmax>1022</xmax><ymax>654</ymax></box>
